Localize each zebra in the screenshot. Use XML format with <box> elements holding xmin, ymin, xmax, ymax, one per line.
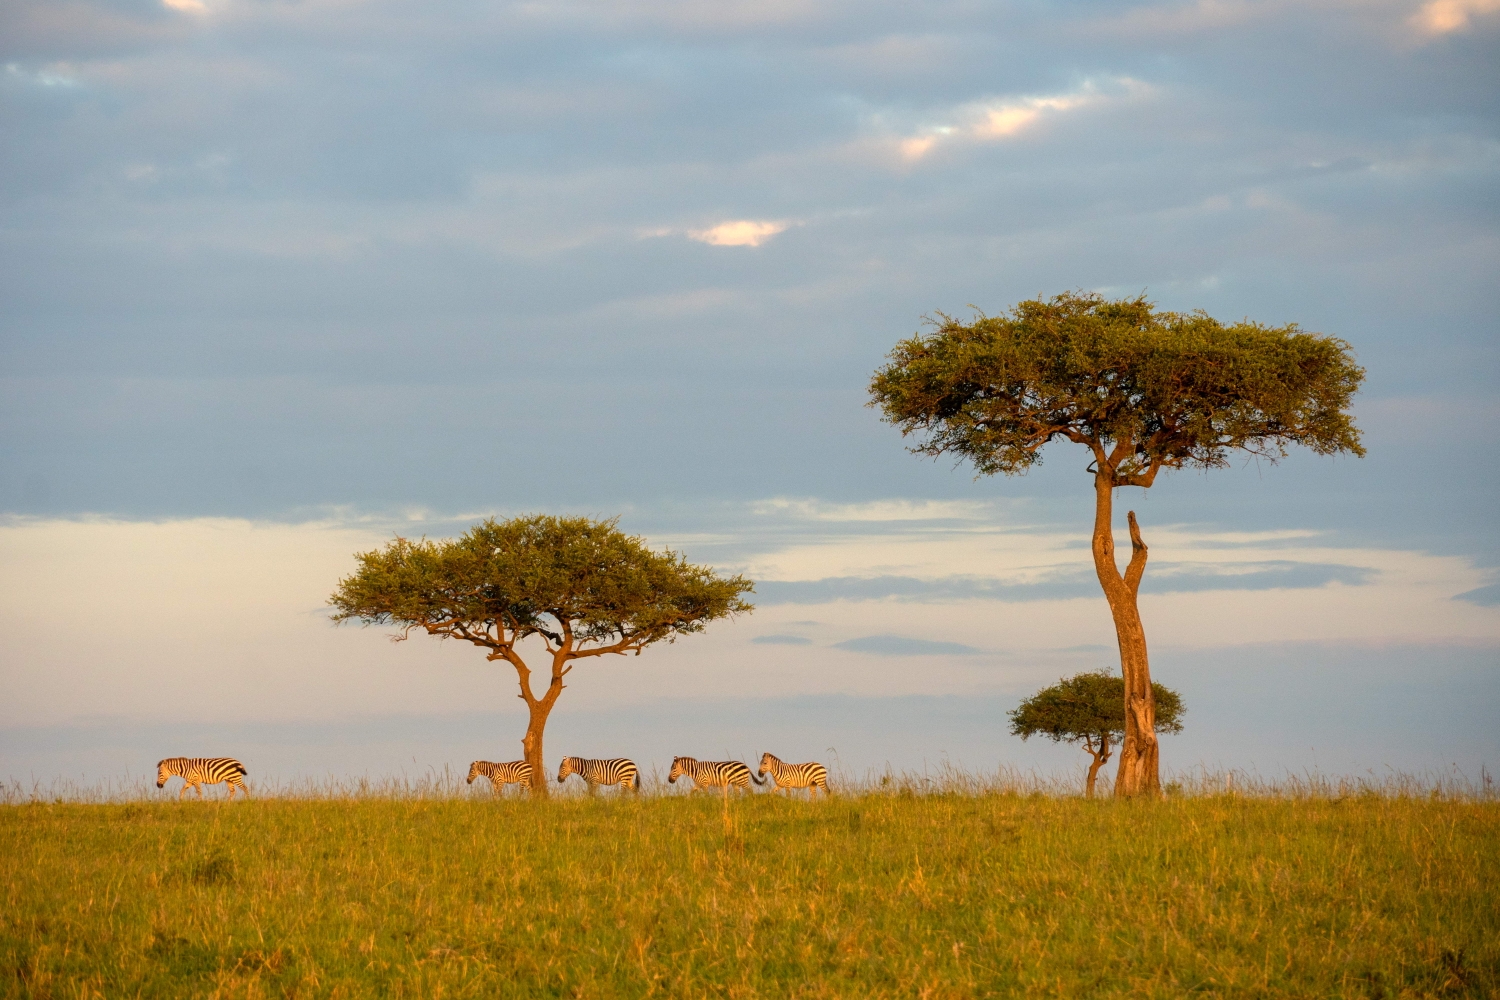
<box><xmin>467</xmin><ymin>760</ymin><xmax>533</xmax><ymax>794</ymax></box>
<box><xmin>668</xmin><ymin>756</ymin><xmax>765</xmax><ymax>795</ymax></box>
<box><xmin>758</xmin><ymin>752</ymin><xmax>831</xmax><ymax>798</ymax></box>
<box><xmin>156</xmin><ymin>757</ymin><xmax>249</xmax><ymax>801</ymax></box>
<box><xmin>557</xmin><ymin>757</ymin><xmax>640</xmax><ymax>793</ymax></box>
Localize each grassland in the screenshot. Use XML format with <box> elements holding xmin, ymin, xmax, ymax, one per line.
<box><xmin>2</xmin><ymin>783</ymin><xmax>1496</xmax><ymax>999</ymax></box>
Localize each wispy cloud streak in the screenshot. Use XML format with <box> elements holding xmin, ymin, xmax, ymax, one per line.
<box><xmin>894</xmin><ymin>78</ymin><xmax>1152</xmax><ymax>162</ymax></box>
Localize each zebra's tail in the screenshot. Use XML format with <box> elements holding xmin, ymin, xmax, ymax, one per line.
<box><xmin>749</xmin><ymin>769</ymin><xmax>766</xmax><ymax>786</ymax></box>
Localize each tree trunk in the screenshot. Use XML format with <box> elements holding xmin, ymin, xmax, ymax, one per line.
<box><xmin>1091</xmin><ymin>471</ymin><xmax>1161</xmax><ymax>798</ymax></box>
<box><xmin>511</xmin><ymin>649</ymin><xmax>567</xmax><ymax>798</ymax></box>
<box><xmin>521</xmin><ymin>700</ymin><xmax>554</xmax><ymax>797</ymax></box>
<box><xmin>1085</xmin><ymin>733</ymin><xmax>1111</xmax><ymax>798</ymax></box>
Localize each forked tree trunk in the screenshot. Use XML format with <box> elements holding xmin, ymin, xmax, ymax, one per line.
<box><xmin>1091</xmin><ymin>471</ymin><xmax>1161</xmax><ymax>798</ymax></box>
<box><xmin>513</xmin><ymin>651</ymin><xmax>568</xmax><ymax>798</ymax></box>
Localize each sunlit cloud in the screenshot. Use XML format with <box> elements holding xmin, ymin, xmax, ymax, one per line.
<box><xmin>687</xmin><ymin>219</ymin><xmax>795</xmax><ymax>247</ymax></box>
<box><xmin>1411</xmin><ymin>0</ymin><xmax>1500</xmax><ymax>33</ymax></box>
<box><xmin>750</xmin><ymin>498</ymin><xmax>995</xmax><ymax>523</ymax></box>
<box><xmin>895</xmin><ymin>78</ymin><xmax>1151</xmax><ymax>162</ymax></box>
<box><xmin>162</xmin><ymin>0</ymin><xmax>208</xmax><ymax>12</ymax></box>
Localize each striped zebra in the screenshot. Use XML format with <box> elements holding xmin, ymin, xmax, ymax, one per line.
<box><xmin>668</xmin><ymin>756</ymin><xmax>765</xmax><ymax>795</ymax></box>
<box><xmin>758</xmin><ymin>752</ymin><xmax>831</xmax><ymax>798</ymax></box>
<box><xmin>156</xmin><ymin>757</ymin><xmax>249</xmax><ymax>801</ymax></box>
<box><xmin>467</xmin><ymin>760</ymin><xmax>533</xmax><ymax>794</ymax></box>
<box><xmin>557</xmin><ymin>757</ymin><xmax>640</xmax><ymax>793</ymax></box>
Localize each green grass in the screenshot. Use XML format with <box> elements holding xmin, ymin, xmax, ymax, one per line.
<box><xmin>2</xmin><ymin>788</ymin><xmax>1496</xmax><ymax>999</ymax></box>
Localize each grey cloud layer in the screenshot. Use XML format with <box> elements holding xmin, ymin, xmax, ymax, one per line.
<box><xmin>1</xmin><ymin>0</ymin><xmax>1495</xmax><ymax>564</ymax></box>
<box><xmin>753</xmin><ymin>562</ymin><xmax>1379</xmax><ymax>605</ymax></box>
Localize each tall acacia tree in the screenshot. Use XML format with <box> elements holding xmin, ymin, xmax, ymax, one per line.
<box><xmin>870</xmin><ymin>292</ymin><xmax>1364</xmax><ymax>797</ymax></box>
<box><xmin>329</xmin><ymin>515</ymin><xmax>753</xmax><ymax>795</ymax></box>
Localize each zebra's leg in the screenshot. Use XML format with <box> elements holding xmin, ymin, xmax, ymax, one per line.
<box><xmin>193</xmin><ymin>781</ymin><xmax>204</xmax><ymax>800</ymax></box>
<box><xmin>178</xmin><ymin>781</ymin><xmax>188</xmax><ymax>801</ymax></box>
<box><xmin>226</xmin><ymin>781</ymin><xmax>236</xmax><ymax>802</ymax></box>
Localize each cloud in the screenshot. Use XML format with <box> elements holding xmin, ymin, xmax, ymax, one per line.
<box><xmin>833</xmin><ymin>634</ymin><xmax>983</xmax><ymax>656</ymax></box>
<box><xmin>4</xmin><ymin>63</ymin><xmax>83</xmax><ymax>88</ymax></box>
<box><xmin>750</xmin><ymin>498</ymin><xmax>996</xmax><ymax>523</ymax></box>
<box><xmin>1454</xmin><ymin>583</ymin><xmax>1500</xmax><ymax>606</ymax></box>
<box><xmin>687</xmin><ymin>219</ymin><xmax>794</xmax><ymax>247</ymax></box>
<box><xmin>755</xmin><ymin>562</ymin><xmax>1378</xmax><ymax>605</ymax></box>
<box><xmin>1084</xmin><ymin>0</ymin><xmax>1265</xmax><ymax>37</ymax></box>
<box><xmin>896</xmin><ymin>78</ymin><xmax>1151</xmax><ymax>162</ymax></box>
<box><xmin>161</xmin><ymin>0</ymin><xmax>207</xmax><ymax>12</ymax></box>
<box><xmin>1411</xmin><ymin>0</ymin><xmax>1500</xmax><ymax>33</ymax></box>
<box><xmin>750</xmin><ymin>634</ymin><xmax>814</xmax><ymax>645</ymax></box>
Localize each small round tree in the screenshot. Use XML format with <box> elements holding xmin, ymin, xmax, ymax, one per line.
<box><xmin>1009</xmin><ymin>671</ymin><xmax>1185</xmax><ymax>797</ymax></box>
<box><xmin>329</xmin><ymin>515</ymin><xmax>754</xmax><ymax>795</ymax></box>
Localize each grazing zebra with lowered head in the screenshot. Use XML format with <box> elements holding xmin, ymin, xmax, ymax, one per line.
<box><xmin>668</xmin><ymin>756</ymin><xmax>765</xmax><ymax>794</ymax></box>
<box><xmin>467</xmin><ymin>760</ymin><xmax>533</xmax><ymax>794</ymax></box>
<box><xmin>758</xmin><ymin>752</ymin><xmax>831</xmax><ymax>798</ymax></box>
<box><xmin>557</xmin><ymin>757</ymin><xmax>640</xmax><ymax>793</ymax></box>
<box><xmin>156</xmin><ymin>757</ymin><xmax>249</xmax><ymax>801</ymax></box>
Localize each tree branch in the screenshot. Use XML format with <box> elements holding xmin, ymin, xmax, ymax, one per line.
<box><xmin>509</xmin><ymin>652</ymin><xmax>538</xmax><ymax>706</ymax></box>
<box><xmin>1124</xmin><ymin>511</ymin><xmax>1148</xmax><ymax>597</ymax></box>
<box><xmin>569</xmin><ymin>631</ymin><xmax>656</xmax><ymax>660</ymax></box>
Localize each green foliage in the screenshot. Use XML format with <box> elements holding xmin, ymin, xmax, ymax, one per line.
<box><xmin>4</xmin><ymin>794</ymin><xmax>1497</xmax><ymax>998</ymax></box>
<box><xmin>869</xmin><ymin>291</ymin><xmax>1365</xmax><ymax>481</ymax></box>
<box><xmin>1010</xmin><ymin>671</ymin><xmax>1185</xmax><ymax>747</ymax></box>
<box><xmin>329</xmin><ymin>514</ymin><xmax>753</xmax><ymax>655</ymax></box>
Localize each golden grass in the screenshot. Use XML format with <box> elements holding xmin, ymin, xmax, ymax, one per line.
<box><xmin>2</xmin><ymin>782</ymin><xmax>1495</xmax><ymax>998</ymax></box>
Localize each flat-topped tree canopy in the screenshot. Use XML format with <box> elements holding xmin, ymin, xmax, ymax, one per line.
<box><xmin>330</xmin><ymin>515</ymin><xmax>753</xmax><ymax>793</ymax></box>
<box><xmin>330</xmin><ymin>515</ymin><xmax>753</xmax><ymax>655</ymax></box>
<box><xmin>870</xmin><ymin>291</ymin><xmax>1365</xmax><ymax>485</ymax></box>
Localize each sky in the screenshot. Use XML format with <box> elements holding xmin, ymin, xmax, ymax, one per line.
<box><xmin>1</xmin><ymin>0</ymin><xmax>1497</xmax><ymax>793</ymax></box>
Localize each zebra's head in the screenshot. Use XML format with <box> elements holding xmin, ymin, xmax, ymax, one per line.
<box><xmin>758</xmin><ymin>752</ymin><xmax>777</xmax><ymax>777</ymax></box>
<box><xmin>557</xmin><ymin>757</ymin><xmax>577</xmax><ymax>783</ymax></box>
<box><xmin>155</xmin><ymin>759</ymin><xmax>172</xmax><ymax>788</ymax></box>
<box><xmin>668</xmin><ymin>756</ymin><xmax>691</xmax><ymax>784</ymax></box>
<box><xmin>466</xmin><ymin>761</ymin><xmax>484</xmax><ymax>784</ymax></box>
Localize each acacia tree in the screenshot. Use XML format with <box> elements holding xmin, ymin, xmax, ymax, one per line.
<box><xmin>869</xmin><ymin>292</ymin><xmax>1364</xmax><ymax>796</ymax></box>
<box><xmin>329</xmin><ymin>515</ymin><xmax>753</xmax><ymax>795</ymax></box>
<box><xmin>1009</xmin><ymin>671</ymin><xmax>1184</xmax><ymax>797</ymax></box>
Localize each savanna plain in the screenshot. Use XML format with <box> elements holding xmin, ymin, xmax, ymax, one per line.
<box><xmin>2</xmin><ymin>777</ymin><xmax>1496</xmax><ymax>1000</ymax></box>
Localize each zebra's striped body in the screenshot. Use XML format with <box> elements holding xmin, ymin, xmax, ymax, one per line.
<box><xmin>156</xmin><ymin>757</ymin><xmax>249</xmax><ymax>801</ymax></box>
<box><xmin>467</xmin><ymin>760</ymin><xmax>533</xmax><ymax>793</ymax></box>
<box><xmin>668</xmin><ymin>756</ymin><xmax>765</xmax><ymax>793</ymax></box>
<box><xmin>758</xmin><ymin>752</ymin><xmax>831</xmax><ymax>798</ymax></box>
<box><xmin>557</xmin><ymin>757</ymin><xmax>640</xmax><ymax>793</ymax></box>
